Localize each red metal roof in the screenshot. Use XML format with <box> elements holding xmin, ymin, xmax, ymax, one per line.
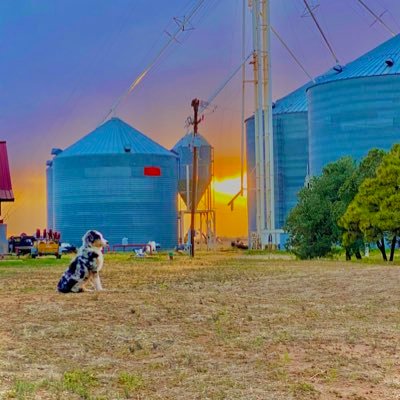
<box><xmin>0</xmin><ymin>141</ymin><xmax>14</xmax><ymax>202</ymax></box>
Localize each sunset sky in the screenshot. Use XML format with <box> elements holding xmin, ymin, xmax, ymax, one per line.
<box><xmin>2</xmin><ymin>0</ymin><xmax>400</xmax><ymax>237</ymax></box>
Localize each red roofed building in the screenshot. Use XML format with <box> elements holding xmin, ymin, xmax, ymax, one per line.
<box><xmin>0</xmin><ymin>141</ymin><xmax>13</xmax><ymax>253</ymax></box>
<box><xmin>0</xmin><ymin>141</ymin><xmax>14</xmax><ymax>207</ymax></box>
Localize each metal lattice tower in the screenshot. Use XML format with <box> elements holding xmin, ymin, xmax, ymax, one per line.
<box><xmin>249</xmin><ymin>0</ymin><xmax>279</xmax><ymax>248</ymax></box>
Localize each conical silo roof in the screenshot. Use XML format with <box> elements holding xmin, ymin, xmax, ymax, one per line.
<box><xmin>172</xmin><ymin>132</ymin><xmax>212</xmax><ymax>209</ymax></box>
<box><xmin>58</xmin><ymin>117</ymin><xmax>173</xmax><ymax>158</ymax></box>
<box><xmin>311</xmin><ymin>34</ymin><xmax>400</xmax><ymax>88</ymax></box>
<box><xmin>272</xmin><ymin>81</ymin><xmax>314</xmax><ymax>114</ymax></box>
<box><xmin>172</xmin><ymin>132</ymin><xmax>210</xmax><ymax>149</ymax></box>
<box><xmin>243</xmin><ymin>80</ymin><xmax>313</xmax><ymax>121</ymax></box>
<box><xmin>249</xmin><ymin>35</ymin><xmax>400</xmax><ymax>118</ymax></box>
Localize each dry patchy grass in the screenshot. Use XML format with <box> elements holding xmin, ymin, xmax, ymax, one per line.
<box><xmin>0</xmin><ymin>250</ymin><xmax>399</xmax><ymax>399</ymax></box>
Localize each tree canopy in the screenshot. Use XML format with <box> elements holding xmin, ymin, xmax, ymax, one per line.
<box><xmin>340</xmin><ymin>145</ymin><xmax>400</xmax><ymax>261</ymax></box>
<box><xmin>285</xmin><ymin>149</ymin><xmax>385</xmax><ymax>260</ymax></box>
<box><xmin>285</xmin><ymin>157</ymin><xmax>356</xmax><ymax>259</ymax></box>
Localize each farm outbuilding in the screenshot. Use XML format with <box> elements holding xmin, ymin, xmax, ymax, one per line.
<box><xmin>246</xmin><ymin>34</ymin><xmax>400</xmax><ymax>243</ymax></box>
<box><xmin>47</xmin><ymin>118</ymin><xmax>178</xmax><ymax>249</ymax></box>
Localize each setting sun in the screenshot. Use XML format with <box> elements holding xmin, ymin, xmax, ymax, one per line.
<box><xmin>213</xmin><ymin>174</ymin><xmax>247</xmax><ymax>237</ymax></box>
<box><xmin>214</xmin><ymin>174</ymin><xmax>247</xmax><ymax>197</ymax></box>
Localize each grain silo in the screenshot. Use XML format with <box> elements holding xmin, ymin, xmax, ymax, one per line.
<box><xmin>50</xmin><ymin>117</ymin><xmax>178</xmax><ymax>248</ymax></box>
<box><xmin>46</xmin><ymin>148</ymin><xmax>63</xmax><ymax>230</ymax></box>
<box><xmin>172</xmin><ymin>132</ymin><xmax>212</xmax><ymax>209</ymax></box>
<box><xmin>46</xmin><ymin>160</ymin><xmax>53</xmax><ymax>230</ymax></box>
<box><xmin>246</xmin><ymin>82</ymin><xmax>311</xmax><ymax>240</ymax></box>
<box><xmin>308</xmin><ymin>34</ymin><xmax>400</xmax><ymax>175</ymax></box>
<box><xmin>171</xmin><ymin>132</ymin><xmax>215</xmax><ymax>247</ymax></box>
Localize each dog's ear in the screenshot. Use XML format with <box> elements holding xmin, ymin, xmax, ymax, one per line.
<box><xmin>83</xmin><ymin>230</ymin><xmax>95</xmax><ymax>245</ymax></box>
<box><xmin>87</xmin><ymin>233</ymin><xmax>94</xmax><ymax>243</ymax></box>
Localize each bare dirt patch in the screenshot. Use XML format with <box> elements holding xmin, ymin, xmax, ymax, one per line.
<box><xmin>0</xmin><ymin>252</ymin><xmax>399</xmax><ymax>399</ymax></box>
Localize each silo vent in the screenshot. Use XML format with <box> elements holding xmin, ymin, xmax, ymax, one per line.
<box><xmin>124</xmin><ymin>144</ymin><xmax>131</xmax><ymax>153</ymax></box>
<box><xmin>51</xmin><ymin>148</ymin><xmax>63</xmax><ymax>156</ymax></box>
<box><xmin>333</xmin><ymin>64</ymin><xmax>343</xmax><ymax>73</ymax></box>
<box><xmin>385</xmin><ymin>58</ymin><xmax>394</xmax><ymax>67</ymax></box>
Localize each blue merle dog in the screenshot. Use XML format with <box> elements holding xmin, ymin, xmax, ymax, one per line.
<box><xmin>57</xmin><ymin>230</ymin><xmax>108</xmax><ymax>293</ymax></box>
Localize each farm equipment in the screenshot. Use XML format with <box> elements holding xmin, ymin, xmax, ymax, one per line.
<box><xmin>8</xmin><ymin>234</ymin><xmax>36</xmax><ymax>255</ymax></box>
<box><xmin>31</xmin><ymin>228</ymin><xmax>62</xmax><ymax>259</ymax></box>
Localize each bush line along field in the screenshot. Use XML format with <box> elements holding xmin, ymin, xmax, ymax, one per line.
<box><xmin>0</xmin><ymin>251</ymin><xmax>399</xmax><ymax>399</ymax></box>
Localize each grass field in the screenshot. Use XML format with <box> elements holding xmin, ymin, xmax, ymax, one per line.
<box><xmin>0</xmin><ymin>250</ymin><xmax>399</xmax><ymax>399</ymax></box>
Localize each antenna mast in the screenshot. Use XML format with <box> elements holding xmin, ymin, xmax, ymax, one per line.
<box><xmin>250</xmin><ymin>0</ymin><xmax>277</xmax><ymax>248</ymax></box>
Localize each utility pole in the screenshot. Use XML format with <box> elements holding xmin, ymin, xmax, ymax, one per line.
<box><xmin>190</xmin><ymin>98</ymin><xmax>200</xmax><ymax>257</ymax></box>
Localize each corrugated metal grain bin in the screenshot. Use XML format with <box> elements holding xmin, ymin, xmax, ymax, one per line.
<box><xmin>51</xmin><ymin>118</ymin><xmax>178</xmax><ymax>248</ymax></box>
<box><xmin>246</xmin><ymin>82</ymin><xmax>310</xmax><ymax>236</ymax></box>
<box><xmin>46</xmin><ymin>160</ymin><xmax>53</xmax><ymax>230</ymax></box>
<box><xmin>172</xmin><ymin>132</ymin><xmax>212</xmax><ymax>208</ymax></box>
<box><xmin>308</xmin><ymin>34</ymin><xmax>400</xmax><ymax>175</ymax></box>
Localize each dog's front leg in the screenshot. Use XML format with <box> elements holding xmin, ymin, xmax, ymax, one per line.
<box><xmin>92</xmin><ymin>272</ymin><xmax>103</xmax><ymax>291</ymax></box>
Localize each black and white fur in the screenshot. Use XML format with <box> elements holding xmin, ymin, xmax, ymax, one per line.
<box><xmin>57</xmin><ymin>230</ymin><xmax>108</xmax><ymax>293</ymax></box>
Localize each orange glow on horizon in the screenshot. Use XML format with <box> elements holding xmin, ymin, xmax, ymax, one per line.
<box><xmin>214</xmin><ymin>174</ymin><xmax>247</xmax><ymax>197</ymax></box>
<box><xmin>213</xmin><ymin>174</ymin><xmax>247</xmax><ymax>237</ymax></box>
<box><xmin>4</xmin><ymin>171</ymin><xmax>46</xmax><ymax>237</ymax></box>
<box><xmin>6</xmin><ymin>169</ymin><xmax>248</xmax><ymax>239</ymax></box>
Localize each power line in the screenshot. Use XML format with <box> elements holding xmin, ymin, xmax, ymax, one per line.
<box><xmin>101</xmin><ymin>0</ymin><xmax>208</xmax><ymax>124</ymax></box>
<box><xmin>271</xmin><ymin>26</ymin><xmax>315</xmax><ymax>82</ymax></box>
<box><xmin>184</xmin><ymin>52</ymin><xmax>252</xmax><ymax>130</ymax></box>
<box><xmin>356</xmin><ymin>0</ymin><xmax>396</xmax><ymax>36</ymax></box>
<box><xmin>240</xmin><ymin>0</ymin><xmax>246</xmax><ymax>196</ymax></box>
<box><xmin>48</xmin><ymin>3</ymin><xmax>140</xmax><ymax>138</ymax></box>
<box><xmin>199</xmin><ymin>54</ymin><xmax>252</xmax><ymax>115</ymax></box>
<box><xmin>302</xmin><ymin>0</ymin><xmax>340</xmax><ymax>64</ymax></box>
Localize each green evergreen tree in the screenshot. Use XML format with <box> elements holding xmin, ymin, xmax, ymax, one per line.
<box><xmin>286</xmin><ymin>150</ymin><xmax>385</xmax><ymax>260</ymax></box>
<box><xmin>337</xmin><ymin>149</ymin><xmax>385</xmax><ymax>259</ymax></box>
<box><xmin>340</xmin><ymin>145</ymin><xmax>400</xmax><ymax>261</ymax></box>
